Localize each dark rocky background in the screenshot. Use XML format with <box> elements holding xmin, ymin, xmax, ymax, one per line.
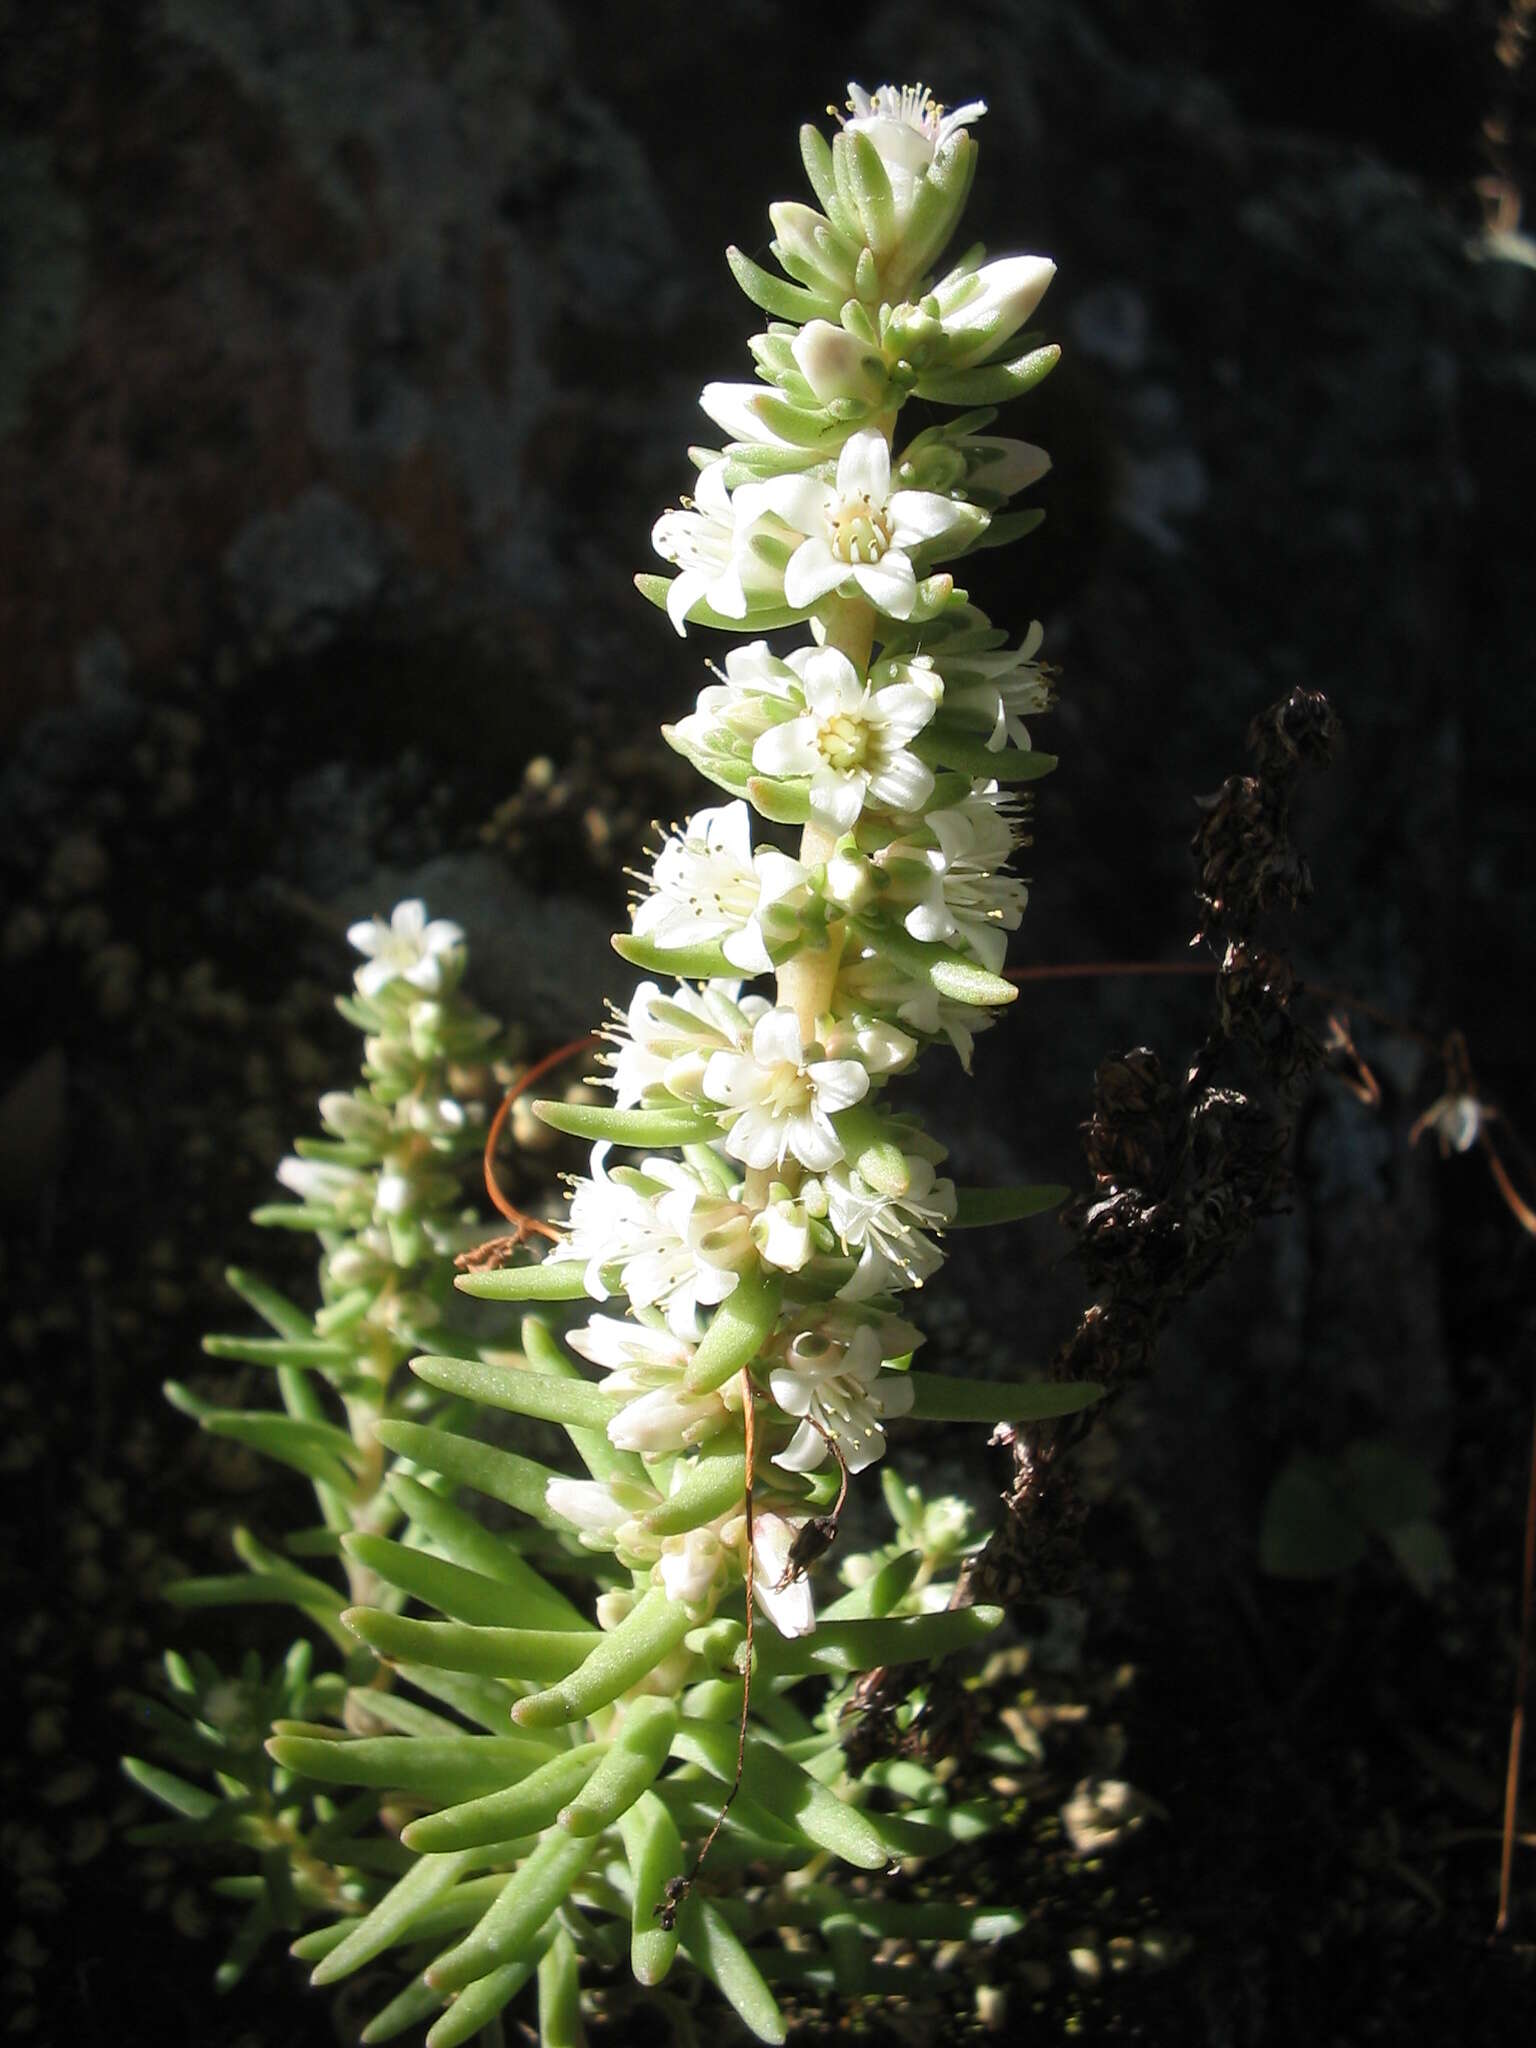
<box><xmin>2</xmin><ymin>1</ymin><xmax>1534</xmax><ymax>2041</ymax></box>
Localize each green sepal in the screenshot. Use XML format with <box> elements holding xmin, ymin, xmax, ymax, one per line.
<box><xmin>904</xmin><ymin>1372</ymin><xmax>1103</xmax><ymax>1422</ymax></box>
<box><xmin>683</xmin><ymin>1265</ymin><xmax>782</xmax><ymax>1393</ymax></box>
<box><xmin>512</xmin><ymin>1584</ymin><xmax>694</xmax><ymax>1730</ymax></box>
<box><xmin>309</xmin><ymin>1850</ymin><xmax>474</xmax><ymax>1987</ymax></box>
<box><xmin>617</xmin><ymin>1791</ymin><xmax>684</xmax><ymax>1986</ymax></box>
<box><xmin>838</xmin><ymin>128</ymin><xmax>897</xmax><ymax>257</ymax></box>
<box><xmin>950</xmin><ymin>1183</ymin><xmax>1069</xmax><ymax>1227</ymax></box>
<box><xmin>612</xmin><ymin>931</ymin><xmax>737</xmax><ymax>980</ymax></box>
<box><xmin>344</xmin><ymin>1609</ymin><xmax>601</xmax><ymax>1682</ymax></box>
<box><xmin>671</xmin><ymin>1722</ymin><xmax>889</xmax><ymax>1871</ymax></box>
<box><xmin>559</xmin><ymin>1696</ymin><xmax>679</xmax><ymax>1836</ymax></box>
<box><xmin>637</xmin><ymin>573</ymin><xmax>808</xmax><ymax>635</ymax></box>
<box><xmin>383</xmin><ymin>1472</ymin><xmax>591</xmax><ymax>1631</ymax></box>
<box><xmin>360</xmin><ymin>1971</ymin><xmax>445</xmax><ymax>2044</ymax></box>
<box><xmin>910</xmin><ymin>728</ymin><xmax>1058</xmax><ymax>781</ymax></box>
<box><xmin>880</xmin><ymin>135</ymin><xmax>979</xmax><ymax>301</ymax></box>
<box><xmin>725</xmin><ymin>244</ymin><xmax>838</xmax><ymax>323</ymax></box>
<box><xmin>520</xmin><ymin>1315</ymin><xmax>649</xmax><ymax>1488</ymax></box>
<box><xmin>427</xmin><ymin>1938</ymin><xmax>553</xmax><ymax>2048</ymax></box>
<box><xmin>267</xmin><ymin>1732</ymin><xmax>553</xmax><ymax>1803</ymax></box>
<box><xmin>828</xmin><ymin>1104</ymin><xmax>910</xmax><ymax>1195</ymax></box>
<box><xmin>746</xmin><ymin>774</ymin><xmax>813</xmax><ymax>824</ymax></box>
<box><xmin>756</xmin><ymin>1604</ymin><xmax>1004</xmax><ymax>1679</ymax></box>
<box><xmin>342</xmin><ymin>1531</ymin><xmax>575</xmax><ymax>1632</ymax></box>
<box><xmin>799</xmin><ymin>123</ymin><xmax>857</xmax><ymax>239</ymax></box>
<box><xmin>537</xmin><ymin>1928</ymin><xmax>583</xmax><ymax>2048</ymax></box>
<box><xmin>424</xmin><ymin>1830</ymin><xmax>597</xmax><ymax>1995</ymax></box>
<box><xmin>915</xmin><ymin>342</ymin><xmax>1061</xmax><ymax>405</ymax></box>
<box><xmin>819</xmin><ymin>1548</ymin><xmax>922</xmax><ymax>1622</ymax></box>
<box><xmin>675</xmin><ymin>1893</ymin><xmax>787</xmax><ymax>2045</ymax></box>
<box><xmin>453</xmin><ymin>1258</ymin><xmax>588</xmax><ymax>1302</ymax></box>
<box><xmin>739</xmin><ymin>390</ymin><xmax>846</xmax><ymax>451</ymax></box>
<box><xmin>373</xmin><ymin>1418</ymin><xmax>563</xmax><ymax>1527</ymax></box>
<box><xmin>223</xmin><ymin>1267</ymin><xmax>314</xmax><ymax>1342</ymax></box>
<box><xmin>408</xmin><ymin>1355</ymin><xmax>626</xmax><ymax>1433</ymax></box>
<box><xmin>968</xmin><ymin>506</ymin><xmax>1046</xmax><ymax>552</ymax></box>
<box><xmin>642</xmin><ymin>1447</ymin><xmax>747</xmax><ymax>1534</ymax></box>
<box><xmin>177</xmin><ymin>1401</ymin><xmax>361</xmax><ymax>1494</ymax></box>
<box><xmin>531</xmin><ymin>1097</ymin><xmax>722</xmax><ymax>1147</ymax></box>
<box><xmin>121</xmin><ymin>1756</ymin><xmax>220</xmax><ymax>1821</ymax></box>
<box><xmin>849</xmin><ymin>915</ymin><xmax>1018</xmax><ymax>1008</ymax></box>
<box><xmin>403</xmin><ymin>1745</ymin><xmax>603</xmax><ymax>1854</ymax></box>
<box><xmin>249</xmin><ymin>1202</ymin><xmax>344</xmax><ymax>1231</ymax></box>
<box><xmin>202</xmin><ymin>1334</ymin><xmax>357</xmax><ymax>1370</ymax></box>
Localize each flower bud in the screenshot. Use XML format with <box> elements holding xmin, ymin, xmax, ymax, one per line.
<box><xmin>935</xmin><ymin>255</ymin><xmax>1056</xmax><ymax>369</ymax></box>
<box><xmin>790</xmin><ymin>321</ymin><xmax>888</xmax><ymax>409</ymax></box>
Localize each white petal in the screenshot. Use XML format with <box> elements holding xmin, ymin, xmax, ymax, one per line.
<box><xmin>786</xmin><ymin>1105</ymin><xmax>847</xmax><ymax>1172</ymax></box>
<box><xmin>752</xmin><ymin>1007</ymin><xmax>804</xmax><ymax>1068</ymax></box>
<box><xmin>808</xmin><ymin>1058</ymin><xmax>870</xmax><ymax>1113</ymax></box>
<box><xmin>723</xmin><ymin>1105</ymin><xmax>786</xmax><ymax>1170</ymax></box>
<box><xmin>752</xmin><ymin>716</ymin><xmax>821</xmax><ymax>780</ymax></box>
<box><xmin>784</xmin><ymin>540</ymin><xmax>850</xmax><ymax>610</ymax></box>
<box><xmin>887</xmin><ymin>488</ymin><xmax>973</xmax><ymax>546</ymax></box>
<box><xmin>771</xmin><ymin>1419</ymin><xmax>829</xmax><ymax>1473</ymax></box>
<box><xmin>742</xmin><ymin>472</ymin><xmax>831</xmax><ymax>536</ymax></box>
<box><xmin>852</xmin><ymin>553</ymin><xmax>916</xmax><ymax>618</ymax></box>
<box><xmin>809</xmin><ymin>769</ymin><xmax>866</xmax><ymax>834</ymax></box>
<box><xmin>866</xmin><ymin>752</ymin><xmax>935</xmax><ymax>813</ymax></box>
<box><xmin>836</xmin><ymin>428</ymin><xmax>891</xmax><ymax>504</ymax></box>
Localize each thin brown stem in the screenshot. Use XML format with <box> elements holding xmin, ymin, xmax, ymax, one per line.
<box><xmin>1496</xmin><ymin>1389</ymin><xmax>1536</xmax><ymax>1935</ymax></box>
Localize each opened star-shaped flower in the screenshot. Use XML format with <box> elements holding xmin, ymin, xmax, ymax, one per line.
<box><xmin>751</xmin><ymin>646</ymin><xmax>939</xmax><ymax>832</ymax></box>
<box><xmin>702</xmin><ymin>1006</ymin><xmax>869</xmax><ymax>1172</ymax></box>
<box><xmin>347</xmin><ymin>899</ymin><xmax>464</xmax><ymax>998</ymax></box>
<box><xmin>769</xmin><ymin>1321</ymin><xmax>916</xmax><ymax>1476</ymax></box>
<box><xmin>736</xmin><ymin>427</ymin><xmax>974</xmax><ymax>620</ymax></box>
<box><xmin>631</xmin><ymin>801</ymin><xmax>809</xmax><ymax>973</ymax></box>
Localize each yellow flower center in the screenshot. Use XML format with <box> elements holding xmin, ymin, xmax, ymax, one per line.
<box><xmin>816</xmin><ymin>711</ymin><xmax>870</xmax><ymax>774</ymax></box>
<box><xmin>827</xmin><ymin>493</ymin><xmax>892</xmax><ymax>565</ymax></box>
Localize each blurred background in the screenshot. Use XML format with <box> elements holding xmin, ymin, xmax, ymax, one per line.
<box><xmin>2</xmin><ymin>1</ymin><xmax>1533</xmax><ymax>2041</ymax></box>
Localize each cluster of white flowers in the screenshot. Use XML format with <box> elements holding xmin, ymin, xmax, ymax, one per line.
<box><xmin>271</xmin><ymin>899</ymin><xmax>495</xmax><ymax>1347</ymax></box>
<box><xmin>529</xmin><ymin>84</ymin><xmax>1060</xmax><ymax>1643</ymax></box>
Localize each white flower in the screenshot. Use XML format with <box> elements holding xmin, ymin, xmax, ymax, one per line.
<box><xmin>933</xmin><ymin>254</ymin><xmax>1057</xmax><ymax>370</ymax></box>
<box><xmin>658</xmin><ymin>1524</ymin><xmax>731</xmax><ymax>1612</ymax></box>
<box><xmin>565</xmin><ymin>1154</ymin><xmax>742</xmax><ymax>1338</ymax></box>
<box><xmin>751</xmin><ymin>1188</ymin><xmax>815</xmax><ymax>1272</ymax></box>
<box><xmin>736</xmin><ymin>428</ymin><xmax>974</xmax><ymax>620</ymax></box>
<box><xmin>914</xmin><ymin>623</ymin><xmax>1051</xmax><ymax>751</ymax></box>
<box><xmin>751</xmin><ymin>645</ymin><xmax>938</xmax><ymax>832</ymax></box>
<box><xmin>834</xmin><ymin>949</ymin><xmax>996</xmax><ymax>1071</ymax></box>
<box><xmin>347</xmin><ymin>900</ymin><xmax>464</xmax><ymax>999</ymax></box>
<box><xmin>569</xmin><ymin>1315</ymin><xmax>730</xmax><ymax>1451</ymax></box>
<box><xmin>885</xmin><ymin>787</ymin><xmax>1028</xmax><ymax>973</ymax></box>
<box><xmin>604</xmin><ymin>979</ymin><xmax>764</xmax><ymax>1109</ymax></box>
<box><xmin>631</xmin><ymin>802</ymin><xmax>810</xmax><ymax>974</ymax></box>
<box><xmin>545</xmin><ymin>1474</ymin><xmax>662</xmax><ymax>1561</ymax></box>
<box><xmin>768</xmin><ymin>1321</ymin><xmax>916</xmax><ymax>1476</ymax></box>
<box><xmin>841</xmin><ymin>82</ymin><xmax>986</xmax><ymax>233</ymax></box>
<box><xmin>825</xmin><ymin>1156</ymin><xmax>956</xmax><ymax>1299</ymax></box>
<box><xmin>275</xmin><ymin>1157</ymin><xmax>373</xmax><ymax>1220</ymax></box>
<box><xmin>650</xmin><ymin>460</ymin><xmax>789</xmax><ymax>635</ymax></box>
<box><xmin>747</xmin><ymin>1511</ymin><xmax>816</xmax><ymax>1638</ymax></box>
<box><xmin>702</xmin><ymin>1007</ymin><xmax>869</xmax><ymax>1172</ymax></box>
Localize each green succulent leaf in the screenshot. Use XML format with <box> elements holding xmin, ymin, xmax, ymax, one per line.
<box><xmin>903</xmin><ymin>1373</ymin><xmax>1104</xmax><ymax>1423</ymax></box>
